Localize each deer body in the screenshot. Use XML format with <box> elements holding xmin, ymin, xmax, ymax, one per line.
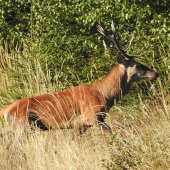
<box><xmin>0</xmin><ymin>61</ymin><xmax>125</xmax><ymax>130</ymax></box>
<box><xmin>0</xmin><ymin>21</ymin><xmax>159</xmax><ymax>133</ymax></box>
<box><xmin>0</xmin><ymin>54</ymin><xmax>158</xmax><ymax>132</ymax></box>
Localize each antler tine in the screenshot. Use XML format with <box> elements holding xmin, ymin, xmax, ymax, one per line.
<box><xmin>97</xmin><ymin>21</ymin><xmax>145</xmax><ymax>58</ymax></box>
<box><xmin>97</xmin><ymin>21</ymin><xmax>129</xmax><ymax>58</ymax></box>
<box><xmin>96</xmin><ymin>23</ymin><xmax>107</xmax><ymax>38</ymax></box>
<box><xmin>103</xmin><ymin>39</ymin><xmax>107</xmax><ymax>50</ymax></box>
<box><xmin>97</xmin><ymin>22</ymin><xmax>116</xmax><ymax>42</ymax></box>
<box><xmin>111</xmin><ymin>20</ymin><xmax>116</xmax><ymax>33</ymax></box>
<box><xmin>128</xmin><ymin>47</ymin><xmax>146</xmax><ymax>57</ymax></box>
<box><xmin>110</xmin><ymin>21</ymin><xmax>133</xmax><ymax>58</ymax></box>
<box><xmin>123</xmin><ymin>37</ymin><xmax>133</xmax><ymax>52</ymax></box>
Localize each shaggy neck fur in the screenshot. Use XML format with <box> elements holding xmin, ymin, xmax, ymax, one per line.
<box><xmin>94</xmin><ymin>64</ymin><xmax>130</xmax><ymax>105</ymax></box>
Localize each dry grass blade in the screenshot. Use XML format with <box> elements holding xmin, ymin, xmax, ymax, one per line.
<box><xmin>0</xmin><ymin>41</ymin><xmax>170</xmax><ymax>170</ymax></box>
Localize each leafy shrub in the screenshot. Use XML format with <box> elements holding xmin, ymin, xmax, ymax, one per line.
<box><xmin>0</xmin><ymin>0</ymin><xmax>170</xmax><ymax>104</ymax></box>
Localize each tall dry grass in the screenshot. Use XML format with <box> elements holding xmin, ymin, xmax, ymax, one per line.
<box><xmin>0</xmin><ymin>42</ymin><xmax>170</xmax><ymax>170</ymax></box>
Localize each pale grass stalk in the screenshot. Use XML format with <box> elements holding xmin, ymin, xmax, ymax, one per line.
<box><xmin>1</xmin><ymin>41</ymin><xmax>170</xmax><ymax>169</ymax></box>
<box><xmin>0</xmin><ymin>125</ymin><xmax>110</xmax><ymax>170</ymax></box>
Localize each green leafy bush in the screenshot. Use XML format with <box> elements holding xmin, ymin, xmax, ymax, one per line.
<box><xmin>0</xmin><ymin>0</ymin><xmax>170</xmax><ymax>104</ymax></box>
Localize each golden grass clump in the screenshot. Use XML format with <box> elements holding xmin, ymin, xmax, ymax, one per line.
<box><xmin>0</xmin><ymin>42</ymin><xmax>170</xmax><ymax>170</ymax></box>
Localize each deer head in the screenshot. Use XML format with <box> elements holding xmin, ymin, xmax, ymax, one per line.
<box><xmin>97</xmin><ymin>21</ymin><xmax>159</xmax><ymax>83</ymax></box>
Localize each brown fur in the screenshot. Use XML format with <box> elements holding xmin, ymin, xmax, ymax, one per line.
<box><xmin>0</xmin><ymin>53</ymin><xmax>159</xmax><ymax>133</ymax></box>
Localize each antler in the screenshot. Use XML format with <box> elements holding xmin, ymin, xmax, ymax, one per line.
<box><xmin>96</xmin><ymin>21</ymin><xmax>145</xmax><ymax>58</ymax></box>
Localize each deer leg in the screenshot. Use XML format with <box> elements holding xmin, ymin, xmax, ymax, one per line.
<box><xmin>96</xmin><ymin>112</ymin><xmax>112</xmax><ymax>134</ymax></box>
<box><xmin>82</xmin><ymin>110</ymin><xmax>112</xmax><ymax>135</ymax></box>
<box><xmin>29</xmin><ymin>112</ymin><xmax>49</xmax><ymax>131</ymax></box>
<box><xmin>78</xmin><ymin>124</ymin><xmax>92</xmax><ymax>135</ymax></box>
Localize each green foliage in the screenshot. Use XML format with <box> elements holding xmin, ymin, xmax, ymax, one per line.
<box><xmin>0</xmin><ymin>0</ymin><xmax>170</xmax><ymax>104</ymax></box>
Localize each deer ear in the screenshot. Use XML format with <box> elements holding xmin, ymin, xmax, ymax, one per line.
<box><xmin>116</xmin><ymin>52</ymin><xmax>125</xmax><ymax>64</ymax></box>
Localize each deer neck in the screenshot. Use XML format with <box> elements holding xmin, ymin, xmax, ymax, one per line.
<box><xmin>94</xmin><ymin>64</ymin><xmax>130</xmax><ymax>103</ymax></box>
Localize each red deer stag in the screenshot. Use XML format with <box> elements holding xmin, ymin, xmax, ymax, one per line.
<box><xmin>0</xmin><ymin>21</ymin><xmax>159</xmax><ymax>134</ymax></box>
